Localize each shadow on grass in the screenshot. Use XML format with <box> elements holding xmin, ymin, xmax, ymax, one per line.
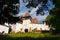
<box><xmin>0</xmin><ymin>34</ymin><xmax>60</xmax><ymax>40</ymax></box>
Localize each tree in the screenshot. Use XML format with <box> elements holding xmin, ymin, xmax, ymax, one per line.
<box><xmin>46</xmin><ymin>0</ymin><xmax>60</xmax><ymax>34</ymax></box>
<box><xmin>0</xmin><ymin>0</ymin><xmax>20</xmax><ymax>24</ymax></box>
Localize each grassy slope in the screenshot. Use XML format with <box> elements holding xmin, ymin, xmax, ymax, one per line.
<box><xmin>0</xmin><ymin>32</ymin><xmax>60</xmax><ymax>40</ymax></box>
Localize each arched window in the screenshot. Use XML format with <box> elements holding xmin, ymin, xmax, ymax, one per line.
<box><xmin>25</xmin><ymin>29</ymin><xmax>28</xmax><ymax>32</ymax></box>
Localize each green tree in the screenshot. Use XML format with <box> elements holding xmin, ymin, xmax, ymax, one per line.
<box><xmin>46</xmin><ymin>0</ymin><xmax>60</xmax><ymax>34</ymax></box>
<box><xmin>0</xmin><ymin>0</ymin><xmax>20</xmax><ymax>24</ymax></box>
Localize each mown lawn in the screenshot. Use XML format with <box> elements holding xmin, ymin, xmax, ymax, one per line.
<box><xmin>0</xmin><ymin>32</ymin><xmax>60</xmax><ymax>40</ymax></box>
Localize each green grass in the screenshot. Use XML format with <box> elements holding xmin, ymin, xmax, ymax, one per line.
<box><xmin>0</xmin><ymin>32</ymin><xmax>60</xmax><ymax>40</ymax></box>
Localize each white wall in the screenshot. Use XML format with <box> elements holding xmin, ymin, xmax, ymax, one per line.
<box><xmin>0</xmin><ymin>25</ymin><xmax>9</xmax><ymax>34</ymax></box>
<box><xmin>10</xmin><ymin>19</ymin><xmax>50</xmax><ymax>33</ymax></box>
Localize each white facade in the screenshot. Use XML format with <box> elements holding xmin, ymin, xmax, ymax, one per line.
<box><xmin>11</xmin><ymin>19</ymin><xmax>50</xmax><ymax>33</ymax></box>
<box><xmin>0</xmin><ymin>25</ymin><xmax>9</xmax><ymax>34</ymax></box>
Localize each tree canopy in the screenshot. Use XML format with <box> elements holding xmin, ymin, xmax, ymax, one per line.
<box><xmin>46</xmin><ymin>0</ymin><xmax>60</xmax><ymax>33</ymax></box>
<box><xmin>0</xmin><ymin>0</ymin><xmax>20</xmax><ymax>24</ymax></box>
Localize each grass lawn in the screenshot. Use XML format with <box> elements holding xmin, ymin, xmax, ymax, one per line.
<box><xmin>0</xmin><ymin>32</ymin><xmax>60</xmax><ymax>40</ymax></box>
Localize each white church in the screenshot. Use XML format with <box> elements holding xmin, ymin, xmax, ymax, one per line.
<box><xmin>8</xmin><ymin>14</ymin><xmax>50</xmax><ymax>33</ymax></box>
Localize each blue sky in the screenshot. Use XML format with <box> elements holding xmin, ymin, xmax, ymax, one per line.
<box><xmin>16</xmin><ymin>0</ymin><xmax>55</xmax><ymax>23</ymax></box>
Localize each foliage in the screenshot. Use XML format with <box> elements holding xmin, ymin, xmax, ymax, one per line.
<box><xmin>46</xmin><ymin>0</ymin><xmax>60</xmax><ymax>33</ymax></box>
<box><xmin>0</xmin><ymin>0</ymin><xmax>20</xmax><ymax>24</ymax></box>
